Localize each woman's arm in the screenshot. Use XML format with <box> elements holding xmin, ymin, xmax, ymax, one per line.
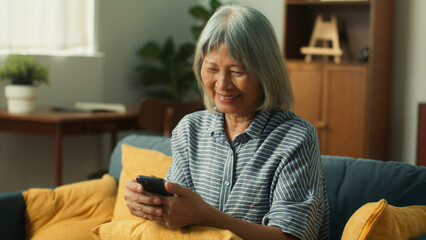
<box><xmin>206</xmin><ymin>208</ymin><xmax>298</xmax><ymax>240</ymax></box>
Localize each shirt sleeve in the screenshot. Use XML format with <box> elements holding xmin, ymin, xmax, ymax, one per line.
<box><xmin>164</xmin><ymin>116</ymin><xmax>192</xmax><ymax>189</ymax></box>
<box><xmin>262</xmin><ymin>124</ymin><xmax>328</xmax><ymax>240</ymax></box>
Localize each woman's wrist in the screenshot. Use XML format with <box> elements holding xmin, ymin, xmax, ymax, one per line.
<box><xmin>199</xmin><ymin>202</ymin><xmax>222</xmax><ymax>227</ymax></box>
<box><xmin>200</xmin><ymin>205</ymin><xmax>243</xmax><ymax>232</ymax></box>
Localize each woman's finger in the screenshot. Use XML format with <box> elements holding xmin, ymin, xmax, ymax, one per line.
<box><xmin>126</xmin><ymin>179</ymin><xmax>143</xmax><ymax>193</ymax></box>
<box><xmin>127</xmin><ymin>200</ymin><xmax>163</xmax><ymax>216</ymax></box>
<box><xmin>164</xmin><ymin>181</ymin><xmax>192</xmax><ymax>197</ymax></box>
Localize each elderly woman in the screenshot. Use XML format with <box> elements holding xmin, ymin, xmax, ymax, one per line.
<box><xmin>125</xmin><ymin>5</ymin><xmax>329</xmax><ymax>240</ymax></box>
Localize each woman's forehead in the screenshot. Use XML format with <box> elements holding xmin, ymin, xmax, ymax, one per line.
<box><xmin>203</xmin><ymin>44</ymin><xmax>244</xmax><ymax>65</ymax></box>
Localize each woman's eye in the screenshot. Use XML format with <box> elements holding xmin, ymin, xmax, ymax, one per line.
<box><xmin>207</xmin><ymin>68</ymin><xmax>218</xmax><ymax>72</ymax></box>
<box><xmin>231</xmin><ymin>70</ymin><xmax>244</xmax><ymax>75</ymax></box>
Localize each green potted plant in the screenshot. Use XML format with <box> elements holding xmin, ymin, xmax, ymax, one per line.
<box><xmin>138</xmin><ymin>0</ymin><xmax>222</xmax><ymax>101</ymax></box>
<box><xmin>0</xmin><ymin>55</ymin><xmax>49</xmax><ymax>113</ymax></box>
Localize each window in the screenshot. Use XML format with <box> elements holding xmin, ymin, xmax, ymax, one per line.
<box><xmin>0</xmin><ymin>0</ymin><xmax>95</xmax><ymax>55</ymax></box>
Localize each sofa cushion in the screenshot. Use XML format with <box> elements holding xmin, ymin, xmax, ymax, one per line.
<box><xmin>109</xmin><ymin>134</ymin><xmax>172</xmax><ymax>181</ymax></box>
<box><xmin>322</xmin><ymin>155</ymin><xmax>426</xmax><ymax>239</ymax></box>
<box><xmin>111</xmin><ymin>144</ymin><xmax>173</xmax><ymax>221</ymax></box>
<box><xmin>92</xmin><ymin>220</ymin><xmax>242</xmax><ymax>240</ymax></box>
<box><xmin>341</xmin><ymin>199</ymin><xmax>426</xmax><ymax>240</ymax></box>
<box><xmin>23</xmin><ymin>174</ymin><xmax>117</xmax><ymax>240</ymax></box>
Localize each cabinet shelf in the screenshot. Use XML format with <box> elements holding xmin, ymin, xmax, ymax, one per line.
<box><xmin>286</xmin><ymin>0</ymin><xmax>370</xmax><ymax>4</ymax></box>
<box><xmin>287</xmin><ymin>58</ymin><xmax>367</xmax><ymax>66</ymax></box>
<box><xmin>284</xmin><ymin>3</ymin><xmax>370</xmax><ymax>62</ymax></box>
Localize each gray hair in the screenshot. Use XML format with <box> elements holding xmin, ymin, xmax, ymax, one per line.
<box><xmin>193</xmin><ymin>4</ymin><xmax>294</xmax><ymax>112</ymax></box>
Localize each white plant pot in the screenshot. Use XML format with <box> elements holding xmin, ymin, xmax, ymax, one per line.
<box><xmin>5</xmin><ymin>85</ymin><xmax>38</xmax><ymax>114</ymax></box>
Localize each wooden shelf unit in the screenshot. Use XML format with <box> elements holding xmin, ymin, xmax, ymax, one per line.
<box><xmin>283</xmin><ymin>0</ymin><xmax>393</xmax><ymax>160</ymax></box>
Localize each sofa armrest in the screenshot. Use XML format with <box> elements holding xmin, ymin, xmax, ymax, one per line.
<box><xmin>0</xmin><ymin>191</ymin><xmax>26</xmax><ymax>240</ymax></box>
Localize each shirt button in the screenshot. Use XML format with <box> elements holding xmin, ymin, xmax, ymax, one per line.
<box><xmin>225</xmin><ymin>181</ymin><xmax>230</xmax><ymax>186</ymax></box>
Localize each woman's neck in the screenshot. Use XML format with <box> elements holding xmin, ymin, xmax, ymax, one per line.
<box><xmin>224</xmin><ymin>112</ymin><xmax>256</xmax><ymax>144</ymax></box>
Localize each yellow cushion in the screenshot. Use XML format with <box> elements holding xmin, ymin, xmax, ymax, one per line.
<box><xmin>95</xmin><ymin>144</ymin><xmax>241</xmax><ymax>240</ymax></box>
<box><xmin>111</xmin><ymin>144</ymin><xmax>173</xmax><ymax>221</ymax></box>
<box><xmin>23</xmin><ymin>174</ymin><xmax>117</xmax><ymax>240</ymax></box>
<box><xmin>342</xmin><ymin>199</ymin><xmax>426</xmax><ymax>240</ymax></box>
<box><xmin>92</xmin><ymin>220</ymin><xmax>242</xmax><ymax>240</ymax></box>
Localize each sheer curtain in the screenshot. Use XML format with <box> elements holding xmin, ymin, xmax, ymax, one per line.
<box><xmin>0</xmin><ymin>0</ymin><xmax>94</xmax><ymax>55</ymax></box>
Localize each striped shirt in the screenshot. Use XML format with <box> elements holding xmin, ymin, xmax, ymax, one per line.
<box><xmin>165</xmin><ymin>109</ymin><xmax>329</xmax><ymax>240</ymax></box>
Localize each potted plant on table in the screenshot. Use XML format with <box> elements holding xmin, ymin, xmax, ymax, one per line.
<box><xmin>0</xmin><ymin>55</ymin><xmax>49</xmax><ymax>113</ymax></box>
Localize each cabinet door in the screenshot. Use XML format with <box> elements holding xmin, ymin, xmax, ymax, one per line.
<box><xmin>288</xmin><ymin>61</ymin><xmax>367</xmax><ymax>157</ymax></box>
<box><xmin>287</xmin><ymin>61</ymin><xmax>323</xmax><ymax>128</ymax></box>
<box><xmin>323</xmin><ymin>65</ymin><xmax>367</xmax><ymax>157</ymax></box>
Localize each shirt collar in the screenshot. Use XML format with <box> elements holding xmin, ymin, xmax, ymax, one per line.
<box><xmin>208</xmin><ymin>107</ymin><xmax>225</xmax><ymax>138</ymax></box>
<box><xmin>244</xmin><ymin>111</ymin><xmax>271</xmax><ymax>139</ymax></box>
<box><xmin>209</xmin><ymin>108</ymin><xmax>272</xmax><ymax>140</ymax></box>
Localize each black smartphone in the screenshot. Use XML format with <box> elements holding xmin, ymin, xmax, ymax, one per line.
<box><xmin>136</xmin><ymin>175</ymin><xmax>173</xmax><ymax>196</ymax></box>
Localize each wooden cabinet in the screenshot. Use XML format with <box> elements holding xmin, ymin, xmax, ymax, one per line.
<box><xmin>284</xmin><ymin>0</ymin><xmax>393</xmax><ymax>160</ymax></box>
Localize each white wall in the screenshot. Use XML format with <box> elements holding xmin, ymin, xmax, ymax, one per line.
<box><xmin>390</xmin><ymin>0</ymin><xmax>426</xmax><ymax>164</ymax></box>
<box><xmin>98</xmin><ymin>0</ymin><xmax>197</xmax><ymax>104</ymax></box>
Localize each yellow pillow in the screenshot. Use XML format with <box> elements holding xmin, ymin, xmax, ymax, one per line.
<box><xmin>96</xmin><ymin>144</ymin><xmax>241</xmax><ymax>240</ymax></box>
<box><xmin>342</xmin><ymin>199</ymin><xmax>426</xmax><ymax>240</ymax></box>
<box><xmin>111</xmin><ymin>144</ymin><xmax>173</xmax><ymax>221</ymax></box>
<box><xmin>23</xmin><ymin>174</ymin><xmax>117</xmax><ymax>240</ymax></box>
<box><xmin>92</xmin><ymin>220</ymin><xmax>242</xmax><ymax>240</ymax></box>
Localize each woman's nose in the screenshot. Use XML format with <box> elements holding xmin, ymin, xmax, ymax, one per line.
<box><xmin>215</xmin><ymin>71</ymin><xmax>232</xmax><ymax>90</ymax></box>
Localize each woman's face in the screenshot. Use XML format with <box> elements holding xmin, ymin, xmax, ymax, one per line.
<box><xmin>200</xmin><ymin>45</ymin><xmax>263</xmax><ymax>118</ymax></box>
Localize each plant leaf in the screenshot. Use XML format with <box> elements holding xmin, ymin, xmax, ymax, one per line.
<box><xmin>138</xmin><ymin>42</ymin><xmax>161</xmax><ymax>61</ymax></box>
<box><xmin>143</xmin><ymin>89</ymin><xmax>175</xmax><ymax>100</ymax></box>
<box><xmin>210</xmin><ymin>0</ymin><xmax>222</xmax><ymax>11</ymax></box>
<box><xmin>161</xmin><ymin>37</ymin><xmax>175</xmax><ymax>61</ymax></box>
<box><xmin>141</xmin><ymin>68</ymin><xmax>168</xmax><ymax>86</ymax></box>
<box><xmin>191</xmin><ymin>26</ymin><xmax>204</xmax><ymax>40</ymax></box>
<box><xmin>189</xmin><ymin>6</ymin><xmax>210</xmax><ymax>22</ymax></box>
<box><xmin>175</xmin><ymin>42</ymin><xmax>195</xmax><ymax>61</ymax></box>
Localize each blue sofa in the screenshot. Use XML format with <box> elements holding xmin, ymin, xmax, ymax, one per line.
<box><xmin>1</xmin><ymin>134</ymin><xmax>426</xmax><ymax>240</ymax></box>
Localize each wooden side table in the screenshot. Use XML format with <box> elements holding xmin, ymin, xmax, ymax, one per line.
<box><xmin>0</xmin><ymin>106</ymin><xmax>140</xmax><ymax>186</ymax></box>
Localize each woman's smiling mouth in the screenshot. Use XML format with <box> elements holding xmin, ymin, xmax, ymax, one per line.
<box><xmin>218</xmin><ymin>93</ymin><xmax>240</xmax><ymax>101</ymax></box>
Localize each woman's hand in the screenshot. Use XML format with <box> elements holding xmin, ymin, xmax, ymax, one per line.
<box><xmin>124</xmin><ymin>179</ymin><xmax>164</xmax><ymax>220</ymax></box>
<box><xmin>159</xmin><ymin>181</ymin><xmax>214</xmax><ymax>229</ymax></box>
<box><xmin>125</xmin><ymin>180</ymin><xmax>296</xmax><ymax>239</ymax></box>
<box><xmin>125</xmin><ymin>179</ymin><xmax>213</xmax><ymax>228</ymax></box>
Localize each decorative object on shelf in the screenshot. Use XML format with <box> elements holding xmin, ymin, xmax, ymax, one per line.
<box><xmin>0</xmin><ymin>55</ymin><xmax>49</xmax><ymax>114</ymax></box>
<box><xmin>300</xmin><ymin>15</ymin><xmax>343</xmax><ymax>64</ymax></box>
<box><xmin>357</xmin><ymin>46</ymin><xmax>370</xmax><ymax>62</ymax></box>
<box><xmin>137</xmin><ymin>0</ymin><xmax>222</xmax><ymax>101</ymax></box>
